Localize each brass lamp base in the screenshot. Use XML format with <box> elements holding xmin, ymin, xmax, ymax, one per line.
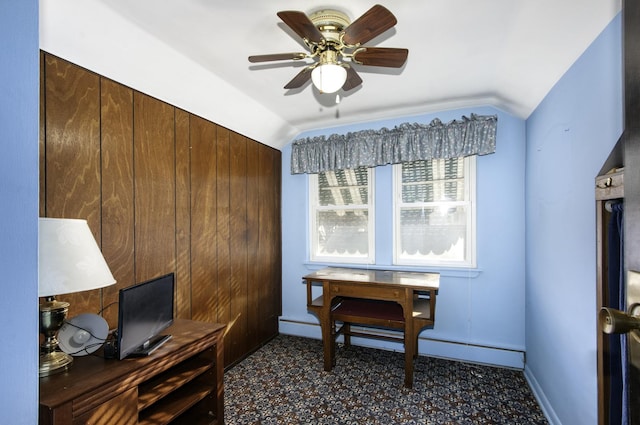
<box><xmin>39</xmin><ymin>296</ymin><xmax>73</xmax><ymax>377</ymax></box>
<box><xmin>39</xmin><ymin>351</ymin><xmax>73</xmax><ymax>377</ymax></box>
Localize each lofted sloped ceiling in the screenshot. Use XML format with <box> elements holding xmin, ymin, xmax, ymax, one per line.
<box><xmin>40</xmin><ymin>0</ymin><xmax>621</xmax><ymax>150</ymax></box>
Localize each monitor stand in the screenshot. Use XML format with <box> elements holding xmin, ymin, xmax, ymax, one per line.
<box><xmin>129</xmin><ymin>334</ymin><xmax>172</xmax><ymax>357</ymax></box>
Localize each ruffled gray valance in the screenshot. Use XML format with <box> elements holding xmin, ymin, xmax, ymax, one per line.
<box><xmin>290</xmin><ymin>113</ymin><xmax>497</xmax><ymax>174</ymax></box>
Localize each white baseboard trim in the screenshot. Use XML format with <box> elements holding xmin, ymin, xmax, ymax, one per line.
<box><xmin>279</xmin><ymin>318</ymin><xmax>525</xmax><ymax>369</ymax></box>
<box><xmin>524</xmin><ymin>365</ymin><xmax>560</xmax><ymax>425</ymax></box>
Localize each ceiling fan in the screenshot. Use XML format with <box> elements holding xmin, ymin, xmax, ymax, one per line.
<box><xmin>248</xmin><ymin>4</ymin><xmax>408</xmax><ymax>94</ymax></box>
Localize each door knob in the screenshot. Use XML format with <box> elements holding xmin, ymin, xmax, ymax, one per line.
<box><xmin>599</xmin><ymin>305</ymin><xmax>640</xmax><ymax>334</ymax></box>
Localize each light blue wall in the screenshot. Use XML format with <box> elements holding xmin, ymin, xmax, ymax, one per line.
<box><xmin>524</xmin><ymin>13</ymin><xmax>623</xmax><ymax>425</ymax></box>
<box><xmin>281</xmin><ymin>13</ymin><xmax>623</xmax><ymax>424</ymax></box>
<box><xmin>280</xmin><ymin>106</ymin><xmax>528</xmax><ymax>367</ymax></box>
<box><xmin>19</xmin><ymin>4</ymin><xmax>621</xmax><ymax>424</ymax></box>
<box><xmin>0</xmin><ymin>0</ymin><xmax>40</xmax><ymax>424</ymax></box>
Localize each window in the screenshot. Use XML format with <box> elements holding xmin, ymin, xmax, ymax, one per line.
<box><xmin>309</xmin><ymin>167</ymin><xmax>374</xmax><ymax>264</ymax></box>
<box><xmin>393</xmin><ymin>157</ymin><xmax>476</xmax><ymax>267</ymax></box>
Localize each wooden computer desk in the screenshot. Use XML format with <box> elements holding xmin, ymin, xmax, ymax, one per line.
<box><xmin>303</xmin><ymin>267</ymin><xmax>440</xmax><ymax>388</ymax></box>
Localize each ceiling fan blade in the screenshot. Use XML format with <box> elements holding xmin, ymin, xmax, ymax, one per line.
<box><xmin>277</xmin><ymin>11</ymin><xmax>324</xmax><ymax>44</ymax></box>
<box><xmin>248</xmin><ymin>53</ymin><xmax>308</xmax><ymax>63</ymax></box>
<box><xmin>342</xmin><ymin>4</ymin><xmax>397</xmax><ymax>46</ymax></box>
<box><xmin>342</xmin><ymin>66</ymin><xmax>363</xmax><ymax>92</ymax></box>
<box><xmin>284</xmin><ymin>67</ymin><xmax>312</xmax><ymax>89</ymax></box>
<box><xmin>353</xmin><ymin>47</ymin><xmax>408</xmax><ymax>68</ymax></box>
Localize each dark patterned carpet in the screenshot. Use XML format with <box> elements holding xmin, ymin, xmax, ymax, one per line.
<box><xmin>224</xmin><ymin>335</ymin><xmax>548</xmax><ymax>424</ymax></box>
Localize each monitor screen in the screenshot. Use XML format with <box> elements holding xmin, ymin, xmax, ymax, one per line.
<box><xmin>117</xmin><ymin>273</ymin><xmax>174</xmax><ymax>360</ymax></box>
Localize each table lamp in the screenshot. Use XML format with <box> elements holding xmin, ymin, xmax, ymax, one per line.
<box><xmin>38</xmin><ymin>218</ymin><xmax>116</xmax><ymax>377</ymax></box>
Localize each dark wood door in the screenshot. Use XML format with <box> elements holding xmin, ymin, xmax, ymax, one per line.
<box><xmin>620</xmin><ymin>1</ymin><xmax>640</xmax><ymax>424</ymax></box>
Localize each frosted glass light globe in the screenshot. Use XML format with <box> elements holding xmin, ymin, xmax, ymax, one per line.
<box><xmin>311</xmin><ymin>64</ymin><xmax>347</xmax><ymax>93</ymax></box>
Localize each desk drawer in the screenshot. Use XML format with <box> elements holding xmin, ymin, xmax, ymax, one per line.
<box><xmin>329</xmin><ymin>284</ymin><xmax>403</xmax><ymax>301</ymax></box>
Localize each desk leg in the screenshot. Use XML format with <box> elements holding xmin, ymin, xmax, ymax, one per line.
<box><xmin>321</xmin><ymin>317</ymin><xmax>334</xmax><ymax>370</ymax></box>
<box><xmin>321</xmin><ymin>286</ymin><xmax>334</xmax><ymax>371</ymax></box>
<box><xmin>404</xmin><ymin>337</ymin><xmax>415</xmax><ymax>388</ymax></box>
<box><xmin>403</xmin><ymin>294</ymin><xmax>415</xmax><ymax>389</ymax></box>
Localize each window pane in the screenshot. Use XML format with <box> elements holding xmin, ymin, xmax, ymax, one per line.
<box><xmin>398</xmin><ymin>206</ymin><xmax>467</xmax><ymax>261</ymax></box>
<box><xmin>318</xmin><ymin>168</ymin><xmax>369</xmax><ymax>206</ymax></box>
<box><xmin>315</xmin><ymin>210</ymin><xmax>369</xmax><ymax>257</ymax></box>
<box><xmin>310</xmin><ymin>166</ymin><xmax>374</xmax><ymax>263</ymax></box>
<box><xmin>394</xmin><ymin>156</ymin><xmax>475</xmax><ymax>267</ymax></box>
<box><xmin>402</xmin><ymin>159</ymin><xmax>465</xmax><ymax>202</ymax></box>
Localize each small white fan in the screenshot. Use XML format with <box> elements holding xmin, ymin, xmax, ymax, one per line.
<box><xmin>58</xmin><ymin>313</ymin><xmax>109</xmax><ymax>356</ymax></box>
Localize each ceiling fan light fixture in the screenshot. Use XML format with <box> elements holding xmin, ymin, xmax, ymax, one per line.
<box><xmin>311</xmin><ymin>64</ymin><xmax>347</xmax><ymax>94</ymax></box>
<box><xmin>250</xmin><ymin>5</ymin><xmax>405</xmax><ymax>94</ymax></box>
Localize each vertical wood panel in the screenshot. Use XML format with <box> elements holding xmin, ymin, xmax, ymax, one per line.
<box><xmin>245</xmin><ymin>141</ymin><xmax>261</xmax><ymax>351</ymax></box>
<box><xmin>133</xmin><ymin>92</ymin><xmax>176</xmax><ymax>282</ymax></box>
<box><xmin>258</xmin><ymin>145</ymin><xmax>271</xmax><ymax>341</ymax></box>
<box><xmin>267</xmin><ymin>146</ymin><xmax>282</xmax><ymax>337</ymax></box>
<box><xmin>44</xmin><ymin>54</ymin><xmax>102</xmax><ymax>316</ymax></box>
<box><xmin>229</xmin><ymin>133</ymin><xmax>248</xmax><ymax>364</ymax></box>
<box><xmin>100</xmin><ymin>79</ymin><xmax>135</xmax><ymax>327</ymax></box>
<box><xmin>190</xmin><ymin>115</ymin><xmax>218</xmax><ymax>322</ymax></box>
<box><xmin>175</xmin><ymin>109</ymin><xmax>192</xmax><ymax>319</ymax></box>
<box><xmin>216</xmin><ymin>127</ymin><xmax>232</xmax><ymax>360</ymax></box>
<box><xmin>272</xmin><ymin>149</ymin><xmax>283</xmax><ymax>320</ymax></box>
<box><xmin>258</xmin><ymin>144</ymin><xmax>280</xmax><ymax>340</ymax></box>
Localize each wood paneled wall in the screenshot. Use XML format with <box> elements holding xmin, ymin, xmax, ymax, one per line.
<box><xmin>39</xmin><ymin>52</ymin><xmax>282</xmax><ymax>366</ymax></box>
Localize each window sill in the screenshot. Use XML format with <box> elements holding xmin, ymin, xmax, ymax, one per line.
<box><xmin>303</xmin><ymin>262</ymin><xmax>482</xmax><ymax>278</ymax></box>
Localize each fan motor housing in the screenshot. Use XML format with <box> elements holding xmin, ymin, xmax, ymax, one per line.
<box><xmin>309</xmin><ymin>9</ymin><xmax>350</xmax><ymax>44</ymax></box>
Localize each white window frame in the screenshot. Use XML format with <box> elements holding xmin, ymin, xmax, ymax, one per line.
<box><xmin>309</xmin><ymin>168</ymin><xmax>375</xmax><ymax>264</ymax></box>
<box><xmin>392</xmin><ymin>157</ymin><xmax>476</xmax><ymax>268</ymax></box>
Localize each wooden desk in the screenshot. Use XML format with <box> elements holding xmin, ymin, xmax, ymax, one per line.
<box><xmin>39</xmin><ymin>319</ymin><xmax>226</xmax><ymax>425</ymax></box>
<box><xmin>303</xmin><ymin>267</ymin><xmax>439</xmax><ymax>388</ymax></box>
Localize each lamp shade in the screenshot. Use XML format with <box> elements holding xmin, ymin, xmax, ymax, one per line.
<box><xmin>311</xmin><ymin>64</ymin><xmax>347</xmax><ymax>94</ymax></box>
<box><xmin>39</xmin><ymin>218</ymin><xmax>116</xmax><ymax>297</ymax></box>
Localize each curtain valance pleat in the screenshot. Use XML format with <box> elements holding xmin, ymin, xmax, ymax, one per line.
<box><xmin>290</xmin><ymin>113</ymin><xmax>497</xmax><ymax>174</ymax></box>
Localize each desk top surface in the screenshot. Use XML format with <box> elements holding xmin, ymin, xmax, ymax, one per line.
<box><xmin>303</xmin><ymin>267</ymin><xmax>440</xmax><ymax>289</ymax></box>
<box><xmin>39</xmin><ymin>319</ymin><xmax>225</xmax><ymax>408</ymax></box>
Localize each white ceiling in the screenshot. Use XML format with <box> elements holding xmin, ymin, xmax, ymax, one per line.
<box><xmin>40</xmin><ymin>0</ymin><xmax>621</xmax><ymax>150</ymax></box>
